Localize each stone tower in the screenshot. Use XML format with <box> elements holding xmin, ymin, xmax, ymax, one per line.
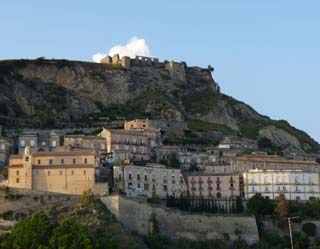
<box><xmin>23</xmin><ymin>146</ymin><xmax>32</xmax><ymax>189</ymax></box>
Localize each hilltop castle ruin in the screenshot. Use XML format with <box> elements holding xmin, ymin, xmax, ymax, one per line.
<box><xmin>100</xmin><ymin>54</ymin><xmax>220</xmax><ymax>91</ymax></box>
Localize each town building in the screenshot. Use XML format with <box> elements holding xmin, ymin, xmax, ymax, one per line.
<box><xmin>243</xmin><ymin>169</ymin><xmax>320</xmax><ymax>200</ymax></box>
<box><xmin>113</xmin><ymin>163</ymin><xmax>187</xmax><ymax>198</ymax></box>
<box><xmin>18</xmin><ymin>131</ymin><xmax>60</xmax><ymax>154</ymax></box>
<box><xmin>124</xmin><ymin>119</ymin><xmax>161</xmax><ymax>149</ymax></box>
<box><xmin>0</xmin><ymin>137</ymin><xmax>13</xmax><ymax>167</ymax></box>
<box><xmin>178</xmin><ymin>151</ymin><xmax>218</xmax><ymax>170</ymax></box>
<box><xmin>154</xmin><ymin>145</ymin><xmax>180</xmax><ymax>162</ymax></box>
<box><xmin>185</xmin><ymin>173</ymin><xmax>241</xmax><ymax>199</ymax></box>
<box><xmin>124</xmin><ymin>119</ymin><xmax>153</xmax><ymax>130</ymax></box>
<box><xmin>8</xmin><ymin>147</ymin><xmax>97</xmax><ymax>195</ymax></box>
<box><xmin>99</xmin><ymin>128</ymin><xmax>150</xmax><ymax>163</ymax></box>
<box><xmin>64</xmin><ymin>134</ymin><xmax>106</xmax><ymax>156</ymax></box>
<box><xmin>230</xmin><ymin>155</ymin><xmax>320</xmax><ymax>173</ymax></box>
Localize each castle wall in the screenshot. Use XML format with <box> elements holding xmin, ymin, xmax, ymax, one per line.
<box><xmin>101</xmin><ymin>195</ymin><xmax>259</xmax><ymax>244</ymax></box>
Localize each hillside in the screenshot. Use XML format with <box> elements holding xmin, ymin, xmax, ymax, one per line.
<box><xmin>0</xmin><ymin>58</ymin><xmax>319</xmax><ymax>153</ymax></box>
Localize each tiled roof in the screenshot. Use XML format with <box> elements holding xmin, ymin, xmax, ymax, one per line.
<box><xmin>32</xmin><ymin>151</ymin><xmax>94</xmax><ymax>157</ymax></box>
<box><xmin>233</xmin><ymin>156</ymin><xmax>319</xmax><ymax>165</ymax></box>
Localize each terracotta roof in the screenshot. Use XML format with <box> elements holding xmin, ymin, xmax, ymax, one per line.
<box><xmin>103</xmin><ymin>128</ymin><xmax>148</xmax><ymax>137</ymax></box>
<box><xmin>10</xmin><ymin>155</ymin><xmax>23</xmax><ymax>159</ymax></box>
<box><xmin>32</xmin><ymin>151</ymin><xmax>94</xmax><ymax>157</ymax></box>
<box><xmin>32</xmin><ymin>164</ymin><xmax>94</xmax><ymax>169</ymax></box>
<box><xmin>233</xmin><ymin>156</ymin><xmax>319</xmax><ymax>165</ymax></box>
<box><xmin>64</xmin><ymin>134</ymin><xmax>105</xmax><ymax>140</ymax></box>
<box><xmin>9</xmin><ymin>164</ymin><xmax>23</xmax><ymax>168</ymax></box>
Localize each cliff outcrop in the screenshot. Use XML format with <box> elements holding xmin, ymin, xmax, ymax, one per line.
<box><xmin>0</xmin><ymin>58</ymin><xmax>318</xmax><ymax>152</ymax></box>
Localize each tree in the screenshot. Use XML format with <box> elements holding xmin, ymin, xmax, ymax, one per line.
<box><xmin>247</xmin><ymin>193</ymin><xmax>274</xmax><ymax>216</ymax></box>
<box><xmin>81</xmin><ymin>189</ymin><xmax>93</xmax><ymax>207</ymax></box>
<box><xmin>302</xmin><ymin>222</ymin><xmax>317</xmax><ymax>237</ymax></box>
<box><xmin>49</xmin><ymin>220</ymin><xmax>93</xmax><ymax>249</ymax></box>
<box><xmin>258</xmin><ymin>137</ymin><xmax>273</xmax><ymax>150</ymax></box>
<box><xmin>275</xmin><ymin>193</ymin><xmax>288</xmax><ymax>218</ymax></box>
<box><xmin>0</xmin><ymin>213</ymin><xmax>54</xmax><ymax>249</ymax></box>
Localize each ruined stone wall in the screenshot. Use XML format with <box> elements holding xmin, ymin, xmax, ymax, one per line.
<box><xmin>101</xmin><ymin>195</ymin><xmax>259</xmax><ymax>244</ymax></box>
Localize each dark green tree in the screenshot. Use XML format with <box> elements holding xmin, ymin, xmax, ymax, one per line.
<box><xmin>49</xmin><ymin>220</ymin><xmax>93</xmax><ymax>249</ymax></box>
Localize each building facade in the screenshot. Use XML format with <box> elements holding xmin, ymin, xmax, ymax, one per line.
<box><xmin>8</xmin><ymin>147</ymin><xmax>95</xmax><ymax>195</ymax></box>
<box><xmin>124</xmin><ymin>119</ymin><xmax>153</xmax><ymax>130</ymax></box>
<box><xmin>0</xmin><ymin>137</ymin><xmax>13</xmax><ymax>167</ymax></box>
<box><xmin>113</xmin><ymin>163</ymin><xmax>187</xmax><ymax>198</ymax></box>
<box><xmin>243</xmin><ymin>169</ymin><xmax>320</xmax><ymax>200</ymax></box>
<box><xmin>230</xmin><ymin>156</ymin><xmax>320</xmax><ymax>173</ymax></box>
<box><xmin>64</xmin><ymin>134</ymin><xmax>106</xmax><ymax>155</ymax></box>
<box><xmin>99</xmin><ymin>128</ymin><xmax>150</xmax><ymax>162</ymax></box>
<box><xmin>186</xmin><ymin>173</ymin><xmax>241</xmax><ymax>199</ymax></box>
<box><xmin>19</xmin><ymin>131</ymin><xmax>60</xmax><ymax>154</ymax></box>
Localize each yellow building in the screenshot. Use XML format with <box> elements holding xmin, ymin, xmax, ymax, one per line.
<box><xmin>124</xmin><ymin>119</ymin><xmax>153</xmax><ymax>130</ymax></box>
<box><xmin>8</xmin><ymin>147</ymin><xmax>95</xmax><ymax>195</ymax></box>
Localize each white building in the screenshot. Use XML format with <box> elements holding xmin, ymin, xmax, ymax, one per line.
<box><xmin>113</xmin><ymin>163</ymin><xmax>187</xmax><ymax>198</ymax></box>
<box><xmin>243</xmin><ymin>169</ymin><xmax>320</xmax><ymax>201</ymax></box>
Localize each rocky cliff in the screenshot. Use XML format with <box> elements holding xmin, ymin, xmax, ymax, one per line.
<box><xmin>0</xmin><ymin>58</ymin><xmax>318</xmax><ymax>153</ymax></box>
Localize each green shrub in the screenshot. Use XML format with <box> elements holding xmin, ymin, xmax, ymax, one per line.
<box><xmin>302</xmin><ymin>222</ymin><xmax>317</xmax><ymax>236</ymax></box>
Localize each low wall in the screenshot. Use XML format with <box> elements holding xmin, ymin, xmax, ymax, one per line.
<box><xmin>101</xmin><ymin>195</ymin><xmax>259</xmax><ymax>244</ymax></box>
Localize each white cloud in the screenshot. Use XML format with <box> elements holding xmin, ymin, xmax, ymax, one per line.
<box><xmin>92</xmin><ymin>37</ymin><xmax>151</xmax><ymax>63</ymax></box>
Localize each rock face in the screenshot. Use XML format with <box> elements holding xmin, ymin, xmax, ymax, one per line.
<box><xmin>0</xmin><ymin>58</ymin><xmax>319</xmax><ymax>152</ymax></box>
<box><xmin>259</xmin><ymin>126</ymin><xmax>302</xmax><ymax>150</ymax></box>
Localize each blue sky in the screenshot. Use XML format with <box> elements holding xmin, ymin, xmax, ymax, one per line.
<box><xmin>1</xmin><ymin>1</ymin><xmax>319</xmax><ymax>142</ymax></box>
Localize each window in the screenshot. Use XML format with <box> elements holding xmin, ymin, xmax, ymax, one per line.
<box><xmin>60</xmin><ymin>171</ymin><xmax>63</xmax><ymax>175</ymax></box>
<box><xmin>163</xmin><ymin>185</ymin><xmax>167</xmax><ymax>191</ymax></box>
<box><xmin>48</xmin><ymin>171</ymin><xmax>51</xmax><ymax>176</ymax></box>
<box><xmin>137</xmin><ymin>174</ymin><xmax>140</xmax><ymax>180</ymax></box>
<box><xmin>71</xmin><ymin>170</ymin><xmax>74</xmax><ymax>175</ymax></box>
<box><xmin>52</xmin><ymin>141</ymin><xmax>57</xmax><ymax>148</ymax></box>
<box><xmin>16</xmin><ymin>170</ymin><xmax>19</xmax><ymax>176</ymax></box>
<box><xmin>0</xmin><ymin>144</ymin><xmax>5</xmax><ymax>150</ymax></box>
<box><xmin>30</xmin><ymin>140</ymin><xmax>35</xmax><ymax>147</ymax></box>
<box><xmin>137</xmin><ymin>183</ymin><xmax>140</xmax><ymax>188</ymax></box>
<box><xmin>49</xmin><ymin>159</ymin><xmax>53</xmax><ymax>165</ymax></box>
<box><xmin>73</xmin><ymin>158</ymin><xmax>76</xmax><ymax>164</ymax></box>
<box><xmin>144</xmin><ymin>175</ymin><xmax>148</xmax><ymax>181</ymax></box>
<box><xmin>144</xmin><ymin>184</ymin><xmax>149</xmax><ymax>190</ymax></box>
<box><xmin>129</xmin><ymin>174</ymin><xmax>132</xmax><ymax>180</ymax></box>
<box><xmin>133</xmin><ymin>146</ymin><xmax>136</xmax><ymax>153</ymax></box>
<box><xmin>38</xmin><ymin>160</ymin><xmax>41</xmax><ymax>165</ymax></box>
<box><xmin>83</xmin><ymin>170</ymin><xmax>86</xmax><ymax>175</ymax></box>
<box><xmin>61</xmin><ymin>159</ymin><xmax>64</xmax><ymax>165</ymax></box>
<box><xmin>101</xmin><ymin>144</ymin><xmax>105</xmax><ymax>150</ymax></box>
<box><xmin>140</xmin><ymin>146</ymin><xmax>145</xmax><ymax>154</ymax></box>
<box><xmin>20</xmin><ymin>140</ymin><xmax>25</xmax><ymax>147</ymax></box>
<box><xmin>16</xmin><ymin>178</ymin><xmax>19</xmax><ymax>183</ymax></box>
<box><xmin>118</xmin><ymin>174</ymin><xmax>122</xmax><ymax>180</ymax></box>
<box><xmin>114</xmin><ymin>145</ymin><xmax>119</xmax><ymax>150</ymax></box>
<box><xmin>84</xmin><ymin>158</ymin><xmax>88</xmax><ymax>164</ymax></box>
<box><xmin>125</xmin><ymin>145</ymin><xmax>129</xmax><ymax>151</ymax></box>
<box><xmin>90</xmin><ymin>143</ymin><xmax>94</xmax><ymax>149</ymax></box>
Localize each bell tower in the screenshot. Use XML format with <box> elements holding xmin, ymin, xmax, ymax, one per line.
<box><xmin>23</xmin><ymin>146</ymin><xmax>32</xmax><ymax>189</ymax></box>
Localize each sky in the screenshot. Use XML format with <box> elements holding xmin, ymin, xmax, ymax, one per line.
<box><xmin>0</xmin><ymin>1</ymin><xmax>319</xmax><ymax>142</ymax></box>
